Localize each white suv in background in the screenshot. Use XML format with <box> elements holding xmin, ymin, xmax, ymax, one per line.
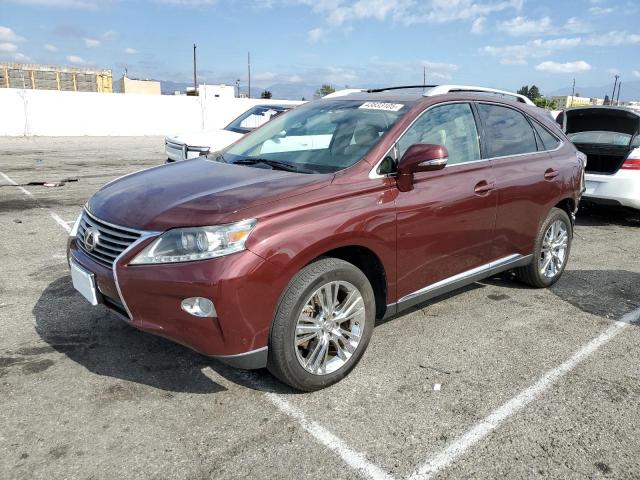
<box><xmin>558</xmin><ymin>106</ymin><xmax>640</xmax><ymax>210</ymax></box>
<box><xmin>165</xmin><ymin>104</ymin><xmax>293</xmax><ymax>162</ymax></box>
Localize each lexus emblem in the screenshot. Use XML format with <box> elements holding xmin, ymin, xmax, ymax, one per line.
<box><xmin>83</xmin><ymin>227</ymin><xmax>100</xmax><ymax>252</ymax></box>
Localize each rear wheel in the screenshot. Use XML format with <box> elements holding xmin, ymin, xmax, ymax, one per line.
<box><xmin>515</xmin><ymin>207</ymin><xmax>572</xmax><ymax>288</ymax></box>
<box><xmin>267</xmin><ymin>258</ymin><xmax>375</xmax><ymax>391</ymax></box>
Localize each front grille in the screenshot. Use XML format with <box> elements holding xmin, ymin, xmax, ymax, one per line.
<box><xmin>76</xmin><ymin>211</ymin><xmax>142</xmax><ymax>269</ymax></box>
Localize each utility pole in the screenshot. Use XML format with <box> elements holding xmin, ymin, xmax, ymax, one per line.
<box><xmin>611</xmin><ymin>74</ymin><xmax>619</xmax><ymax>106</ymax></box>
<box><xmin>570</xmin><ymin>78</ymin><xmax>575</xmax><ymax>107</ymax></box>
<box><xmin>247</xmin><ymin>51</ymin><xmax>251</xmax><ymax>99</ymax></box>
<box><xmin>423</xmin><ymin>66</ymin><xmax>426</xmax><ymax>89</ymax></box>
<box><xmin>193</xmin><ymin>43</ymin><xmax>197</xmax><ymax>95</ymax></box>
<box><xmin>616</xmin><ymin>81</ymin><xmax>622</xmax><ymax>105</ymax></box>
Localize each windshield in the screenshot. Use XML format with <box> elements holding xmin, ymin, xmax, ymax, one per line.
<box><xmin>221</xmin><ymin>100</ymin><xmax>410</xmax><ymax>174</ymax></box>
<box><xmin>567</xmin><ymin>131</ymin><xmax>632</xmax><ymax>146</ymax></box>
<box><xmin>225</xmin><ymin>105</ymin><xmax>288</xmax><ymax>134</ymax></box>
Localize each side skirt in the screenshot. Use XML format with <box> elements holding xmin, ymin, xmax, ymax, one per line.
<box><xmin>384</xmin><ymin>254</ymin><xmax>533</xmax><ymax>318</ymax></box>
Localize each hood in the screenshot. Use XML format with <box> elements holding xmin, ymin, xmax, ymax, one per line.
<box><xmin>88</xmin><ymin>158</ymin><xmax>331</xmax><ymax>231</ymax></box>
<box><xmin>168</xmin><ymin>129</ymin><xmax>243</xmax><ymax>151</ymax></box>
<box><xmin>564</xmin><ymin>107</ymin><xmax>640</xmax><ymax>136</ymax></box>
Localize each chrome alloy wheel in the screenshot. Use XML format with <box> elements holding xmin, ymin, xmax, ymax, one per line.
<box><xmin>539</xmin><ymin>219</ymin><xmax>568</xmax><ymax>279</ymax></box>
<box><xmin>294</xmin><ymin>281</ymin><xmax>365</xmax><ymax>375</ymax></box>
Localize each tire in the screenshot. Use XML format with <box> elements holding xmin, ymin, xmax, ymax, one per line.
<box><xmin>515</xmin><ymin>207</ymin><xmax>572</xmax><ymax>288</ymax></box>
<box><xmin>267</xmin><ymin>258</ymin><xmax>376</xmax><ymax>391</ymax></box>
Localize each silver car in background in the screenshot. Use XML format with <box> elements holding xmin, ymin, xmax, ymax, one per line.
<box><xmin>558</xmin><ymin>106</ymin><xmax>640</xmax><ymax>210</ymax></box>
<box><xmin>165</xmin><ymin>104</ymin><xmax>293</xmax><ymax>162</ymax></box>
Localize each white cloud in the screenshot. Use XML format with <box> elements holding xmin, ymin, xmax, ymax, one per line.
<box><xmin>535</xmin><ymin>60</ymin><xmax>591</xmax><ymax>74</ymax></box>
<box><xmin>308</xmin><ymin>27</ymin><xmax>325</xmax><ymax>43</ymax></box>
<box><xmin>102</xmin><ymin>30</ymin><xmax>118</xmax><ymax>40</ymax></box>
<box><xmin>564</xmin><ymin>17</ymin><xmax>590</xmax><ymax>34</ymax></box>
<box><xmin>608</xmin><ymin>68</ymin><xmax>619</xmax><ymax>75</ymax></box>
<box><xmin>253</xmin><ymin>71</ymin><xmax>278</xmax><ymax>81</ymax></box>
<box><xmin>291</xmin><ymin>0</ymin><xmax>523</xmax><ymax>27</ymax></box>
<box><xmin>124</xmin><ymin>47</ymin><xmax>139</xmax><ymax>54</ymax></box>
<box><xmin>12</xmin><ymin>52</ymin><xmax>31</xmax><ymax>61</ymax></box>
<box><xmin>589</xmin><ymin>6</ymin><xmax>613</xmax><ymax>14</ymax></box>
<box><xmin>420</xmin><ymin>61</ymin><xmax>459</xmax><ymax>80</ymax></box>
<box><xmin>586</xmin><ymin>30</ymin><xmax>640</xmax><ymax>46</ymax></box>
<box><xmin>0</xmin><ymin>26</ymin><xmax>24</xmax><ymax>42</ymax></box>
<box><xmin>497</xmin><ymin>15</ymin><xmax>589</xmax><ymax>36</ymax></box>
<box><xmin>498</xmin><ymin>16</ymin><xmax>552</xmax><ymax>36</ymax></box>
<box><xmin>471</xmin><ymin>17</ymin><xmax>486</xmax><ymax>34</ymax></box>
<box><xmin>66</xmin><ymin>54</ymin><xmax>85</xmax><ymax>64</ymax></box>
<box><xmin>5</xmin><ymin>0</ymin><xmax>109</xmax><ymax>7</ymax></box>
<box><xmin>44</xmin><ymin>43</ymin><xmax>58</xmax><ymax>52</ymax></box>
<box><xmin>633</xmin><ymin>70</ymin><xmax>640</xmax><ymax>79</ymax></box>
<box><xmin>480</xmin><ymin>37</ymin><xmax>581</xmax><ymax>65</ymax></box>
<box><xmin>0</xmin><ymin>42</ymin><xmax>18</xmax><ymax>52</ymax></box>
<box><xmin>84</xmin><ymin>37</ymin><xmax>101</xmax><ymax>47</ymax></box>
<box><xmin>156</xmin><ymin>0</ymin><xmax>217</xmax><ymax>5</ymax></box>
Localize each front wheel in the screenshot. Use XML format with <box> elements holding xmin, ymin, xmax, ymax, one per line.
<box><xmin>515</xmin><ymin>207</ymin><xmax>572</xmax><ymax>288</ymax></box>
<box><xmin>267</xmin><ymin>258</ymin><xmax>375</xmax><ymax>391</ymax></box>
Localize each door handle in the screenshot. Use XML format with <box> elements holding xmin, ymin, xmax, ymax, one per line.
<box><xmin>474</xmin><ymin>180</ymin><xmax>495</xmax><ymax>195</ymax></box>
<box><xmin>544</xmin><ymin>168</ymin><xmax>559</xmax><ymax>180</ymax></box>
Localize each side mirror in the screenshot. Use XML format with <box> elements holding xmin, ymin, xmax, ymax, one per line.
<box><xmin>396</xmin><ymin>144</ymin><xmax>448</xmax><ymax>192</ymax></box>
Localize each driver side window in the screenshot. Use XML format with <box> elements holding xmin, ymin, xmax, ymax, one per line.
<box><xmin>396</xmin><ymin>103</ymin><xmax>481</xmax><ymax>166</ymax></box>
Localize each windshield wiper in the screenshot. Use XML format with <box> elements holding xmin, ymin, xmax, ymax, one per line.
<box><xmin>233</xmin><ymin>158</ymin><xmax>312</xmax><ymax>173</ymax></box>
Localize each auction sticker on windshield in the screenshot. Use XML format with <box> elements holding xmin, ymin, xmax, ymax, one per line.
<box><xmin>359</xmin><ymin>102</ymin><xmax>404</xmax><ymax>112</ymax></box>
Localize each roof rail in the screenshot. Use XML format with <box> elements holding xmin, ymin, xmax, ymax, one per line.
<box><xmin>365</xmin><ymin>85</ymin><xmax>438</xmax><ymax>93</ymax></box>
<box><xmin>424</xmin><ymin>85</ymin><xmax>536</xmax><ymax>106</ymax></box>
<box><xmin>322</xmin><ymin>89</ymin><xmax>365</xmax><ymax>98</ymax></box>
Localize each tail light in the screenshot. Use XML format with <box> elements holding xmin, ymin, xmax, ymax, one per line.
<box><xmin>621</xmin><ymin>148</ymin><xmax>640</xmax><ymax>170</ymax></box>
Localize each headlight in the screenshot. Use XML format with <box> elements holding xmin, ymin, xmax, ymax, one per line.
<box><xmin>69</xmin><ymin>212</ymin><xmax>82</xmax><ymax>238</ymax></box>
<box><xmin>129</xmin><ymin>219</ymin><xmax>257</xmax><ymax>265</ymax></box>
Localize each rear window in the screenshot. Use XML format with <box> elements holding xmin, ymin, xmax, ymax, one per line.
<box><xmin>477</xmin><ymin>104</ymin><xmax>538</xmax><ymax>158</ymax></box>
<box><xmin>567</xmin><ymin>131</ymin><xmax>632</xmax><ymax>146</ymax></box>
<box><xmin>532</xmin><ymin>120</ymin><xmax>561</xmax><ymax>150</ymax></box>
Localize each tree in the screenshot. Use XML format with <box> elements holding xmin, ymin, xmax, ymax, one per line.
<box><xmin>604</xmin><ymin>95</ymin><xmax>611</xmax><ymax>105</ymax></box>
<box><xmin>260</xmin><ymin>90</ymin><xmax>272</xmax><ymax>99</ymax></box>
<box><xmin>517</xmin><ymin>85</ymin><xmax>542</xmax><ymax>101</ymax></box>
<box><xmin>528</xmin><ymin>85</ymin><xmax>541</xmax><ymax>100</ymax></box>
<box><xmin>533</xmin><ymin>97</ymin><xmax>558</xmax><ymax>110</ymax></box>
<box><xmin>314</xmin><ymin>84</ymin><xmax>335</xmax><ymax>98</ymax></box>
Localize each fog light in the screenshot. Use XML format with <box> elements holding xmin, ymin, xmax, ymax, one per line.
<box><xmin>181</xmin><ymin>297</ymin><xmax>216</xmax><ymax>318</ymax></box>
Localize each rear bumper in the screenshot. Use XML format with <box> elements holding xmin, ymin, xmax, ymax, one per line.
<box><xmin>584</xmin><ymin>171</ymin><xmax>640</xmax><ymax>209</ymax></box>
<box><xmin>68</xmin><ymin>235</ymin><xmax>286</xmax><ymax>368</ymax></box>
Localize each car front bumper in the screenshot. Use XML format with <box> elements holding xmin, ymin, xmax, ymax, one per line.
<box><xmin>584</xmin><ymin>171</ymin><xmax>640</xmax><ymax>210</ymax></box>
<box><xmin>67</xmin><ymin>232</ymin><xmax>284</xmax><ymax>369</ymax></box>
<box><xmin>165</xmin><ymin>139</ymin><xmax>210</xmax><ymax>162</ymax></box>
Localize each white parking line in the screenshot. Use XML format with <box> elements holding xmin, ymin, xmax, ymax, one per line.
<box><xmin>0</xmin><ymin>171</ymin><xmax>33</xmax><ymax>197</ymax></box>
<box><xmin>1</xmin><ymin>171</ymin><xmax>72</xmax><ymax>233</ymax></box>
<box><xmin>409</xmin><ymin>306</ymin><xmax>640</xmax><ymax>480</ymax></box>
<box><xmin>49</xmin><ymin>211</ymin><xmax>72</xmax><ymax>233</ymax></box>
<box><xmin>267</xmin><ymin>393</ymin><xmax>396</xmax><ymax>480</ymax></box>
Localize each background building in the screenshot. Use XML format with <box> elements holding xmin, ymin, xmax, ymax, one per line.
<box><xmin>0</xmin><ymin>63</ymin><xmax>112</xmax><ymax>92</ymax></box>
<box><xmin>551</xmin><ymin>95</ymin><xmax>604</xmax><ymax>109</ymax></box>
<box><xmin>119</xmin><ymin>75</ymin><xmax>161</xmax><ymax>95</ymax></box>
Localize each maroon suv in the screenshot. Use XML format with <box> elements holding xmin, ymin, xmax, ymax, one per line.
<box><xmin>68</xmin><ymin>86</ymin><xmax>584</xmax><ymax>391</ymax></box>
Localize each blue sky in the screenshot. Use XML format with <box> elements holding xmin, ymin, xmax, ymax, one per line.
<box><xmin>1</xmin><ymin>0</ymin><xmax>640</xmax><ymax>96</ymax></box>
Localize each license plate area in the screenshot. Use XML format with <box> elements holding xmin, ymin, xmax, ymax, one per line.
<box><xmin>70</xmin><ymin>260</ymin><xmax>99</xmax><ymax>306</ymax></box>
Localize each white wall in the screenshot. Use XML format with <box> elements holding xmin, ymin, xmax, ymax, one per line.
<box><xmin>0</xmin><ymin>88</ymin><xmax>302</xmax><ymax>136</ymax></box>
